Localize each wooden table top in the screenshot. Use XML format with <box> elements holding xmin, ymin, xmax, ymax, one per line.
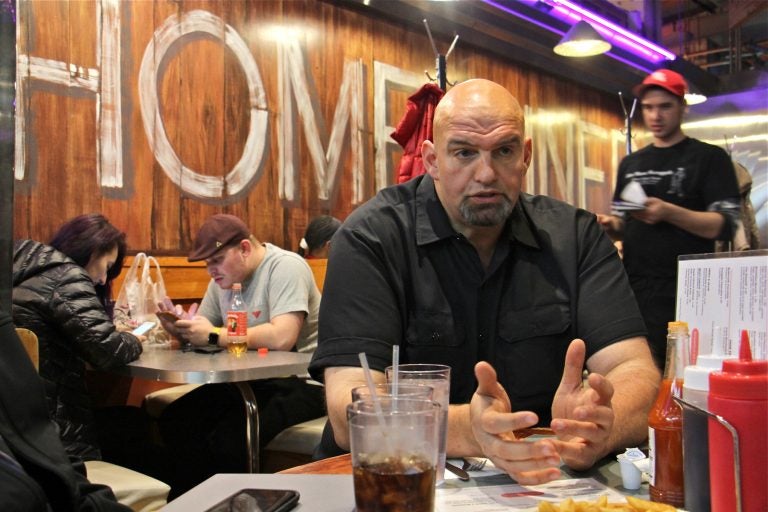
<box><xmin>280</xmin><ymin>453</ymin><xmax>353</xmax><ymax>475</ymax></box>
<box><xmin>279</xmin><ymin>427</ymin><xmax>554</xmax><ymax>475</ymax></box>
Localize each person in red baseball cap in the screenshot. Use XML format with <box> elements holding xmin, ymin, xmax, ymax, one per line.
<box><xmin>597</xmin><ymin>68</ymin><xmax>741</xmax><ymax>369</ymax></box>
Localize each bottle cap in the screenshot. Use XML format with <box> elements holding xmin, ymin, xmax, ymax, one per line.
<box><xmin>709</xmin><ymin>330</ymin><xmax>768</xmax><ymax>400</ymax></box>
<box><xmin>233</xmin><ymin>283</ymin><xmax>242</xmax><ymax>291</ymax></box>
<box><xmin>667</xmin><ymin>321</ymin><xmax>688</xmax><ymax>333</ymax></box>
<box><xmin>683</xmin><ymin>326</ymin><xmax>730</xmax><ymax>392</ymax></box>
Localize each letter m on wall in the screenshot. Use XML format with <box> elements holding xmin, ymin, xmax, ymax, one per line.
<box><xmin>278</xmin><ymin>41</ymin><xmax>366</xmax><ymax>204</ymax></box>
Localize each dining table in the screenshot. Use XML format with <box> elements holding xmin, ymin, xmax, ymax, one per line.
<box><xmin>162</xmin><ymin>429</ymin><xmax>655</xmax><ymax>512</ymax></box>
<box><xmin>103</xmin><ymin>346</ymin><xmax>313</xmax><ymax>473</ymax></box>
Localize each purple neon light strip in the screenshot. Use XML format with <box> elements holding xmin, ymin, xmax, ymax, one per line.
<box><xmin>481</xmin><ymin>0</ymin><xmax>656</xmax><ymax>72</ymax></box>
<box><xmin>547</xmin><ymin>0</ymin><xmax>676</xmax><ymax>60</ymax></box>
<box><xmin>482</xmin><ymin>0</ymin><xmax>561</xmax><ymax>33</ymax></box>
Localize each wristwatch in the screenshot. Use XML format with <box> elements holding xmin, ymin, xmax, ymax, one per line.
<box><xmin>208</xmin><ymin>327</ymin><xmax>221</xmax><ymax>346</ymax></box>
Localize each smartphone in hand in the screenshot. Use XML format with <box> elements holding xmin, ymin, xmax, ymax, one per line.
<box><xmin>131</xmin><ymin>321</ymin><xmax>156</xmax><ymax>336</ymax></box>
<box><xmin>204</xmin><ymin>489</ymin><xmax>299</xmax><ymax>512</ymax></box>
<box><xmin>156</xmin><ymin>311</ymin><xmax>180</xmax><ymax>323</ymax></box>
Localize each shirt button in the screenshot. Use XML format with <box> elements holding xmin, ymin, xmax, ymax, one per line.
<box><xmin>431</xmin><ymin>332</ymin><xmax>440</xmax><ymax>341</ymax></box>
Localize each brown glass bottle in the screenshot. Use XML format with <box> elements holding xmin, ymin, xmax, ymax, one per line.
<box><xmin>648</xmin><ymin>321</ymin><xmax>687</xmax><ymax>508</ymax></box>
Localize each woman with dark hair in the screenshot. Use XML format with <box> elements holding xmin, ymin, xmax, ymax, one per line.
<box><xmin>48</xmin><ymin>212</ymin><xmax>128</xmax><ymax>311</ymax></box>
<box><xmin>12</xmin><ymin>213</ymin><xmax>143</xmax><ymax>461</ymax></box>
<box><xmin>298</xmin><ymin>215</ymin><xmax>342</xmax><ymax>259</ymax></box>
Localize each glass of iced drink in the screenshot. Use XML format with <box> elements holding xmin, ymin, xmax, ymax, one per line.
<box><xmin>385</xmin><ymin>364</ymin><xmax>450</xmax><ymax>484</ymax></box>
<box><xmin>348</xmin><ymin>397</ymin><xmax>440</xmax><ymax>512</ymax></box>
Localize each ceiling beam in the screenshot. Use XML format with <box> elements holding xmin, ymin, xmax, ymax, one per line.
<box><xmin>332</xmin><ymin>0</ymin><xmax>654</xmax><ymax>97</ymax></box>
<box><xmin>728</xmin><ymin>0</ymin><xmax>768</xmax><ymax>29</ymax></box>
<box><xmin>661</xmin><ymin>11</ymin><xmax>730</xmax><ymax>45</ymax></box>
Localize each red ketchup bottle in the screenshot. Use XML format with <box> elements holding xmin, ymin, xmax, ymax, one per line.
<box><xmin>708</xmin><ymin>330</ymin><xmax>768</xmax><ymax>512</ymax></box>
<box><xmin>648</xmin><ymin>321</ymin><xmax>687</xmax><ymax>508</ymax></box>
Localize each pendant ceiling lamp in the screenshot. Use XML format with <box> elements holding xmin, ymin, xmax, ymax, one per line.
<box><xmin>553</xmin><ymin>20</ymin><xmax>611</xmax><ymax>57</ymax></box>
<box><xmin>685</xmin><ymin>83</ymin><xmax>707</xmax><ymax>105</ymax></box>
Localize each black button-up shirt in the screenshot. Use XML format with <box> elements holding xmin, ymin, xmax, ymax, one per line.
<box><xmin>309</xmin><ymin>175</ymin><xmax>646</xmax><ymax>424</ymax></box>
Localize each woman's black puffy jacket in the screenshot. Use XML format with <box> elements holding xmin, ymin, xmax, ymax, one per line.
<box><xmin>12</xmin><ymin>240</ymin><xmax>142</xmax><ymax>460</ymax></box>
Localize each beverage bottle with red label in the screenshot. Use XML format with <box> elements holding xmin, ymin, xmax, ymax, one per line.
<box><xmin>648</xmin><ymin>320</ymin><xmax>687</xmax><ymax>508</ymax></box>
<box><xmin>708</xmin><ymin>330</ymin><xmax>768</xmax><ymax>512</ymax></box>
<box><xmin>226</xmin><ymin>283</ymin><xmax>248</xmax><ymax>356</ymax></box>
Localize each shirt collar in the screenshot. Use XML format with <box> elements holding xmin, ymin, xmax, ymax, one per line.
<box><xmin>415</xmin><ymin>175</ymin><xmax>454</xmax><ymax>245</ymax></box>
<box><xmin>507</xmin><ymin>198</ymin><xmax>540</xmax><ymax>250</ymax></box>
<box><xmin>414</xmin><ymin>175</ymin><xmax>540</xmax><ymax>250</ymax></box>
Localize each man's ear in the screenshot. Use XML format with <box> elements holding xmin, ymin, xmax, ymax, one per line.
<box><xmin>239</xmin><ymin>239</ymin><xmax>252</xmax><ymax>258</ymax></box>
<box><xmin>522</xmin><ymin>138</ymin><xmax>532</xmax><ymax>176</ymax></box>
<box><xmin>422</xmin><ymin>140</ymin><xmax>439</xmax><ymax>179</ymax></box>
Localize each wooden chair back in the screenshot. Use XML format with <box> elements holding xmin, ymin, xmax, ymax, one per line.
<box><xmin>306</xmin><ymin>258</ymin><xmax>328</xmax><ymax>293</ymax></box>
<box><xmin>15</xmin><ymin>328</ymin><xmax>39</xmax><ymax>372</ymax></box>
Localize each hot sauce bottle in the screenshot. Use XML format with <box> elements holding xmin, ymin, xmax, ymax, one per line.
<box><xmin>648</xmin><ymin>321</ymin><xmax>687</xmax><ymax>508</ymax></box>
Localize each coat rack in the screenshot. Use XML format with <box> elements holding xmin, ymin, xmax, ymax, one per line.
<box><xmin>423</xmin><ymin>19</ymin><xmax>459</xmax><ymax>91</ymax></box>
<box><xmin>619</xmin><ymin>91</ymin><xmax>637</xmax><ymax>155</ymax></box>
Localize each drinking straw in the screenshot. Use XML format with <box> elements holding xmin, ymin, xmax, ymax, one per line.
<box><xmin>358</xmin><ymin>352</ymin><xmax>384</xmax><ymax>417</ymax></box>
<box><xmin>357</xmin><ymin>352</ymin><xmax>393</xmax><ymax>451</ymax></box>
<box><xmin>391</xmin><ymin>344</ymin><xmax>400</xmax><ymax>399</ymax></box>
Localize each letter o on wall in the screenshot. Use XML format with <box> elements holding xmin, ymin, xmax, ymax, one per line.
<box><xmin>139</xmin><ymin>10</ymin><xmax>268</xmax><ymax>200</ymax></box>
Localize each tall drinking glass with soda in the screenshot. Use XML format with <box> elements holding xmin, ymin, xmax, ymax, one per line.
<box><xmin>348</xmin><ymin>397</ymin><xmax>440</xmax><ymax>512</ymax></box>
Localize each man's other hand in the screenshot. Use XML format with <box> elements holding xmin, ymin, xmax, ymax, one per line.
<box><xmin>470</xmin><ymin>362</ymin><xmax>561</xmax><ymax>484</ymax></box>
<box><xmin>550</xmin><ymin>339</ymin><xmax>614</xmax><ymax>470</ymax></box>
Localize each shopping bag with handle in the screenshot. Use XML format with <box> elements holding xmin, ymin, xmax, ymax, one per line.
<box><xmin>114</xmin><ymin>253</ymin><xmax>169</xmax><ymax>345</ymax></box>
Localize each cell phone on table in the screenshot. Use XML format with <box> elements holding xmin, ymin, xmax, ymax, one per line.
<box><xmin>131</xmin><ymin>321</ymin><xmax>156</xmax><ymax>336</ymax></box>
<box><xmin>204</xmin><ymin>489</ymin><xmax>299</xmax><ymax>512</ymax></box>
<box><xmin>156</xmin><ymin>311</ymin><xmax>180</xmax><ymax>323</ymax></box>
<box><xmin>194</xmin><ymin>345</ymin><xmax>224</xmax><ymax>354</ymax></box>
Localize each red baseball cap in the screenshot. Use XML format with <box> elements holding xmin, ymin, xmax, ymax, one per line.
<box><xmin>633</xmin><ymin>69</ymin><xmax>688</xmax><ymax>99</ymax></box>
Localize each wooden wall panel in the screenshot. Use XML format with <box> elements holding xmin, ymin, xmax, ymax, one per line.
<box><xmin>14</xmin><ymin>0</ymin><xmax>627</xmax><ymax>261</ymax></box>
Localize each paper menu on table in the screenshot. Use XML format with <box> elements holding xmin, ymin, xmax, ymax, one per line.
<box><xmin>676</xmin><ymin>250</ymin><xmax>767</xmax><ymax>359</ymax></box>
<box><xmin>437</xmin><ymin>477</ymin><xmax>628</xmax><ymax>511</ymax></box>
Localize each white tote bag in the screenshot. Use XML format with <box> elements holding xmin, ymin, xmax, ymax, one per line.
<box><xmin>114</xmin><ymin>253</ymin><xmax>168</xmax><ymax>328</ymax></box>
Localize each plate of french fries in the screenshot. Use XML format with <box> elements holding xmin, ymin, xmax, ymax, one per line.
<box><xmin>537</xmin><ymin>495</ymin><xmax>682</xmax><ymax>511</ymax></box>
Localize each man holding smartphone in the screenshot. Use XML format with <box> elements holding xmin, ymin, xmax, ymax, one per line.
<box><xmin>156</xmin><ymin>214</ymin><xmax>324</xmax><ymax>497</ymax></box>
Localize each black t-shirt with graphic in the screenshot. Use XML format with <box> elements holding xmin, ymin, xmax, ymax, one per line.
<box><xmin>614</xmin><ymin>137</ymin><xmax>740</xmax><ymax>282</ymax></box>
